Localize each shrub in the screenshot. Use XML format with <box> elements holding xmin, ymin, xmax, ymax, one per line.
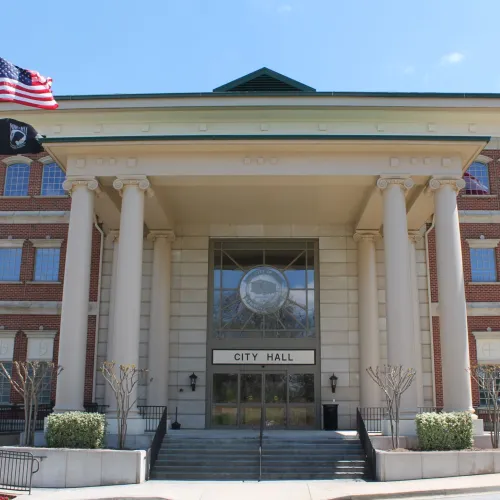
<box><xmin>46</xmin><ymin>412</ymin><xmax>106</xmax><ymax>449</ymax></box>
<box><xmin>416</xmin><ymin>411</ymin><xmax>473</xmax><ymax>451</ymax></box>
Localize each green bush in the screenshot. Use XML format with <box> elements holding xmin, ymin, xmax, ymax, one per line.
<box><xmin>416</xmin><ymin>411</ymin><xmax>473</xmax><ymax>451</ymax></box>
<box><xmin>46</xmin><ymin>412</ymin><xmax>106</xmax><ymax>449</ymax></box>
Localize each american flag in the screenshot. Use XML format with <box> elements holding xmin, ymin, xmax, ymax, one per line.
<box><xmin>0</xmin><ymin>57</ymin><xmax>58</xmax><ymax>110</ymax></box>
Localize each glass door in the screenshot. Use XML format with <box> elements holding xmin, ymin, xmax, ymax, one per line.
<box><xmin>240</xmin><ymin>373</ymin><xmax>262</xmax><ymax>427</ymax></box>
<box><xmin>264</xmin><ymin>372</ymin><xmax>287</xmax><ymax>429</ymax></box>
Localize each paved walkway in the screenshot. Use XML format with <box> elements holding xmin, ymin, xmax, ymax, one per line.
<box><xmin>15</xmin><ymin>474</ymin><xmax>500</xmax><ymax>500</ymax></box>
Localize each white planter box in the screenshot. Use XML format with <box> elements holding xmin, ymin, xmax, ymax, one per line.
<box><xmin>376</xmin><ymin>449</ymin><xmax>500</xmax><ymax>481</ymax></box>
<box><xmin>1</xmin><ymin>446</ymin><xmax>147</xmax><ymax>487</ymax></box>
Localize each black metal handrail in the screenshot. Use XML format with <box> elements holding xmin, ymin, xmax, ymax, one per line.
<box><xmin>0</xmin><ymin>449</ymin><xmax>39</xmax><ymax>494</ymax></box>
<box><xmin>357</xmin><ymin>407</ymin><xmax>387</xmax><ymax>433</ymax></box>
<box><xmin>138</xmin><ymin>405</ymin><xmax>166</xmax><ymax>433</ymax></box>
<box><xmin>356</xmin><ymin>408</ymin><xmax>376</xmax><ymax>481</ymax></box>
<box><xmin>148</xmin><ymin>406</ymin><xmax>167</xmax><ymax>478</ymax></box>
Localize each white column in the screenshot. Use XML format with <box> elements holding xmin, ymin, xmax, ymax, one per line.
<box><xmin>147</xmin><ymin>230</ymin><xmax>174</xmax><ymax>407</ymax></box>
<box><xmin>354</xmin><ymin>231</ymin><xmax>381</xmax><ymax>408</ymax></box>
<box><xmin>429</xmin><ymin>177</ymin><xmax>472</xmax><ymax>412</ymax></box>
<box><xmin>55</xmin><ymin>177</ymin><xmax>100</xmax><ymax>412</ymax></box>
<box><xmin>408</xmin><ymin>231</ymin><xmax>424</xmax><ymax>408</ymax></box>
<box><xmin>105</xmin><ymin>231</ymin><xmax>119</xmax><ymax>411</ymax></box>
<box><xmin>377</xmin><ymin>177</ymin><xmax>418</xmax><ymax>414</ymax></box>
<box><xmin>112</xmin><ymin>176</ymin><xmax>151</xmax><ymax>415</ymax></box>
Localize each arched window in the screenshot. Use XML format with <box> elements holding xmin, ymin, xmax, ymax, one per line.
<box><xmin>4</xmin><ymin>163</ymin><xmax>30</xmax><ymax>196</ymax></box>
<box><xmin>41</xmin><ymin>163</ymin><xmax>66</xmax><ymax>196</ymax></box>
<box><xmin>464</xmin><ymin>162</ymin><xmax>490</xmax><ymax>195</ymax></box>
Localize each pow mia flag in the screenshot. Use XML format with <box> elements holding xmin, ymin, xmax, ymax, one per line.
<box><xmin>0</xmin><ymin>118</ymin><xmax>43</xmax><ymax>155</ymax></box>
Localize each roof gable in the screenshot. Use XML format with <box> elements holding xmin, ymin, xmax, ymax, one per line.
<box><xmin>213</xmin><ymin>67</ymin><xmax>316</xmax><ymax>93</ymax></box>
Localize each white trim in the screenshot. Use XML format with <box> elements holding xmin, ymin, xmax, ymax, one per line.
<box><xmin>24</xmin><ymin>330</ymin><xmax>57</xmax><ymax>339</ymax></box>
<box><xmin>0</xmin><ymin>156</ymin><xmax>33</xmax><ymax>166</ymax></box>
<box><xmin>29</xmin><ymin>238</ymin><xmax>63</xmax><ymax>249</ymax></box>
<box><xmin>468</xmin><ymin>282</ymin><xmax>500</xmax><ymax>285</ymax></box>
<box><xmin>0</xmin><ymin>211</ymin><xmax>70</xmax><ymax>224</ymax></box>
<box><xmin>0</xmin><ymin>301</ymin><xmax>98</xmax><ymax>315</ymax></box>
<box><xmin>0</xmin><ymin>239</ymin><xmax>24</xmax><ymax>248</ymax></box>
<box><xmin>26</xmin><ymin>281</ymin><xmax>62</xmax><ymax>285</ymax></box>
<box><xmin>475</xmin><ymin>154</ymin><xmax>493</xmax><ymax>164</ymax></box>
<box><xmin>466</xmin><ymin>238</ymin><xmax>500</xmax><ymax>249</ymax></box>
<box><xmin>460</xmin><ymin>211</ymin><xmax>500</xmax><ymax>223</ymax></box>
<box><xmin>431</xmin><ymin>302</ymin><xmax>500</xmax><ymax>316</ymax></box>
<box><xmin>39</xmin><ymin>156</ymin><xmax>55</xmax><ymax>165</ymax></box>
<box><xmin>472</xmin><ymin>331</ymin><xmax>500</xmax><ymax>340</ymax></box>
<box><xmin>0</xmin><ymin>330</ymin><xmax>17</xmax><ymax>361</ymax></box>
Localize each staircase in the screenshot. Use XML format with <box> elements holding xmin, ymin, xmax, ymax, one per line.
<box><xmin>151</xmin><ymin>431</ymin><xmax>370</xmax><ymax>480</ymax></box>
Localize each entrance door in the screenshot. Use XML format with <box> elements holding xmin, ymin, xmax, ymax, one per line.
<box><xmin>211</xmin><ymin>370</ymin><xmax>316</xmax><ymax>428</ymax></box>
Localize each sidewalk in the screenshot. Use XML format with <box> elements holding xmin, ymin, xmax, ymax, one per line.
<box><xmin>14</xmin><ymin>474</ymin><xmax>500</xmax><ymax>500</ymax></box>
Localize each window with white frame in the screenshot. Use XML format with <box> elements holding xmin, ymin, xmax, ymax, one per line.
<box><xmin>30</xmin><ymin>239</ymin><xmax>62</xmax><ymax>282</ymax></box>
<box><xmin>468</xmin><ymin>239</ymin><xmax>500</xmax><ymax>283</ymax></box>
<box><xmin>41</xmin><ymin>163</ymin><xmax>66</xmax><ymax>196</ymax></box>
<box><xmin>464</xmin><ymin>162</ymin><xmax>490</xmax><ymax>195</ymax></box>
<box><xmin>26</xmin><ymin>332</ymin><xmax>56</xmax><ymax>405</ymax></box>
<box><xmin>0</xmin><ymin>333</ymin><xmax>16</xmax><ymax>404</ymax></box>
<box><xmin>0</xmin><ymin>240</ymin><xmax>24</xmax><ymax>281</ymax></box>
<box><xmin>4</xmin><ymin>163</ymin><xmax>30</xmax><ymax>196</ymax></box>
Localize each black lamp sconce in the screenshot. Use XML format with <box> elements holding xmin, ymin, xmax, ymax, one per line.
<box><xmin>189</xmin><ymin>372</ymin><xmax>198</xmax><ymax>392</ymax></box>
<box><xmin>329</xmin><ymin>373</ymin><xmax>338</xmax><ymax>393</ymax></box>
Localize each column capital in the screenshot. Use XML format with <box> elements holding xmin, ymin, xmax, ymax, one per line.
<box><xmin>428</xmin><ymin>177</ymin><xmax>466</xmax><ymax>194</ymax></box>
<box><xmin>63</xmin><ymin>176</ymin><xmax>101</xmax><ymax>195</ymax></box>
<box><xmin>377</xmin><ymin>176</ymin><xmax>414</xmax><ymax>191</ymax></box>
<box><xmin>113</xmin><ymin>175</ymin><xmax>154</xmax><ymax>197</ymax></box>
<box><xmin>408</xmin><ymin>230</ymin><xmax>424</xmax><ymax>244</ymax></box>
<box><xmin>353</xmin><ymin>230</ymin><xmax>380</xmax><ymax>242</ymax></box>
<box><xmin>147</xmin><ymin>229</ymin><xmax>176</xmax><ymax>242</ymax></box>
<box><xmin>106</xmin><ymin>230</ymin><xmax>120</xmax><ymax>243</ymax></box>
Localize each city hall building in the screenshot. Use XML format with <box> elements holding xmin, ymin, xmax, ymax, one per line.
<box><xmin>0</xmin><ymin>68</ymin><xmax>499</xmax><ymax>432</ymax></box>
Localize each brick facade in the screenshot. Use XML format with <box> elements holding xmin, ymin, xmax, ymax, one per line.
<box><xmin>0</xmin><ymin>153</ymin><xmax>101</xmax><ymax>405</ymax></box>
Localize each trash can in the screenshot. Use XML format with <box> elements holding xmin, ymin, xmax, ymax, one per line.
<box><xmin>322</xmin><ymin>403</ymin><xmax>339</xmax><ymax>431</ymax></box>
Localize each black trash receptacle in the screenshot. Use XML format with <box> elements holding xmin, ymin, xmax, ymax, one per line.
<box><xmin>322</xmin><ymin>403</ymin><xmax>339</xmax><ymax>430</ymax></box>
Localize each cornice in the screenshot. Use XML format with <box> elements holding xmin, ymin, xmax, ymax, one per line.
<box><xmin>0</xmin><ymin>239</ymin><xmax>24</xmax><ymax>248</ymax></box>
<box><xmin>39</xmin><ymin>156</ymin><xmax>55</xmax><ymax>165</ymax></box>
<box><xmin>466</xmin><ymin>238</ymin><xmax>500</xmax><ymax>249</ymax></box>
<box><xmin>29</xmin><ymin>238</ymin><xmax>63</xmax><ymax>249</ymax></box>
<box><xmin>24</xmin><ymin>330</ymin><xmax>57</xmax><ymax>339</ymax></box>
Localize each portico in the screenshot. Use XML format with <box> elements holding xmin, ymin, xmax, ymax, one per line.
<box><xmin>2</xmin><ymin>68</ymin><xmax>494</xmax><ymax>430</ymax></box>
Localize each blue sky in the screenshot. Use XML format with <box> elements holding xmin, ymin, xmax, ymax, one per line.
<box><xmin>3</xmin><ymin>0</ymin><xmax>499</xmax><ymax>95</ymax></box>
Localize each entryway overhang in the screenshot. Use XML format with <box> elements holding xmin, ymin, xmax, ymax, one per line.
<box><xmin>42</xmin><ymin>135</ymin><xmax>488</xmax><ymax>234</ymax></box>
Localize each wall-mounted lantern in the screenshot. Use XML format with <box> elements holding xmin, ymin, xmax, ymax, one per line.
<box><xmin>189</xmin><ymin>372</ymin><xmax>198</xmax><ymax>392</ymax></box>
<box><xmin>329</xmin><ymin>373</ymin><xmax>338</xmax><ymax>393</ymax></box>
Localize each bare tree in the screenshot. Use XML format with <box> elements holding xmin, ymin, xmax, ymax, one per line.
<box><xmin>469</xmin><ymin>364</ymin><xmax>500</xmax><ymax>448</ymax></box>
<box><xmin>367</xmin><ymin>365</ymin><xmax>416</xmax><ymax>449</ymax></box>
<box><xmin>0</xmin><ymin>361</ymin><xmax>63</xmax><ymax>446</ymax></box>
<box><xmin>100</xmin><ymin>361</ymin><xmax>148</xmax><ymax>449</ymax></box>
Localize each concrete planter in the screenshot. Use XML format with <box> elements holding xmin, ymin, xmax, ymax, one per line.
<box><xmin>1</xmin><ymin>446</ymin><xmax>147</xmax><ymax>487</ymax></box>
<box><xmin>376</xmin><ymin>449</ymin><xmax>500</xmax><ymax>481</ymax></box>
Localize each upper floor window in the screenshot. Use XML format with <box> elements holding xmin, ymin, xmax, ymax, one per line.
<box><xmin>4</xmin><ymin>163</ymin><xmax>30</xmax><ymax>196</ymax></box>
<box><xmin>41</xmin><ymin>163</ymin><xmax>66</xmax><ymax>196</ymax></box>
<box><xmin>0</xmin><ymin>361</ymin><xmax>12</xmax><ymax>403</ymax></box>
<box><xmin>34</xmin><ymin>248</ymin><xmax>61</xmax><ymax>281</ymax></box>
<box><xmin>0</xmin><ymin>244</ymin><xmax>23</xmax><ymax>281</ymax></box>
<box><xmin>470</xmin><ymin>248</ymin><xmax>497</xmax><ymax>282</ymax></box>
<box><xmin>464</xmin><ymin>162</ymin><xmax>490</xmax><ymax>195</ymax></box>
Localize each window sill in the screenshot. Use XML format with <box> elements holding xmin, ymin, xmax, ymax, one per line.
<box><xmin>468</xmin><ymin>282</ymin><xmax>500</xmax><ymax>285</ymax></box>
<box><xmin>0</xmin><ymin>281</ymin><xmax>22</xmax><ymax>284</ymax></box>
<box><xmin>0</xmin><ymin>196</ymin><xmax>30</xmax><ymax>199</ymax></box>
<box><xmin>33</xmin><ymin>195</ymin><xmax>69</xmax><ymax>199</ymax></box>
<box><xmin>26</xmin><ymin>281</ymin><xmax>61</xmax><ymax>284</ymax></box>
<box><xmin>462</xmin><ymin>195</ymin><xmax>498</xmax><ymax>199</ymax></box>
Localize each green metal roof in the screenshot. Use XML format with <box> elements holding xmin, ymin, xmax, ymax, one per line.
<box><xmin>41</xmin><ymin>134</ymin><xmax>491</xmax><ymax>144</ymax></box>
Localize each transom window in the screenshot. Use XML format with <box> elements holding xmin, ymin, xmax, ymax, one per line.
<box><xmin>4</xmin><ymin>163</ymin><xmax>30</xmax><ymax>196</ymax></box>
<box><xmin>470</xmin><ymin>248</ymin><xmax>497</xmax><ymax>282</ymax></box>
<box><xmin>464</xmin><ymin>162</ymin><xmax>490</xmax><ymax>195</ymax></box>
<box><xmin>0</xmin><ymin>248</ymin><xmax>22</xmax><ymax>281</ymax></box>
<box><xmin>41</xmin><ymin>163</ymin><xmax>65</xmax><ymax>196</ymax></box>
<box><xmin>34</xmin><ymin>248</ymin><xmax>60</xmax><ymax>281</ymax></box>
<box><xmin>212</xmin><ymin>240</ymin><xmax>316</xmax><ymax>339</ymax></box>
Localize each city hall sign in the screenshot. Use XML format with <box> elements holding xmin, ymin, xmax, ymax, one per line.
<box><xmin>212</xmin><ymin>349</ymin><xmax>316</xmax><ymax>365</ymax></box>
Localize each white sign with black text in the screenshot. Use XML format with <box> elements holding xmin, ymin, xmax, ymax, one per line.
<box><xmin>212</xmin><ymin>349</ymin><xmax>315</xmax><ymax>365</ymax></box>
